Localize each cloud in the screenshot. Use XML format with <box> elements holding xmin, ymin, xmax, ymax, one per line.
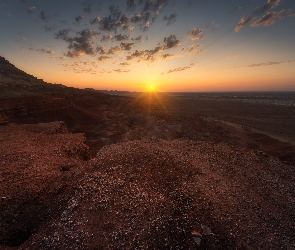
<box><xmin>55</xmin><ymin>29</ymin><xmax>99</xmax><ymax>58</ymax></box>
<box><xmin>75</xmin><ymin>15</ymin><xmax>84</xmax><ymax>23</ymax></box>
<box><xmin>161</xmin><ymin>66</ymin><xmax>191</xmax><ymax>75</ymax></box>
<box><xmin>142</xmin><ymin>0</ymin><xmax>168</xmax><ymax>13</ymax></box>
<box><xmin>251</xmin><ymin>11</ymin><xmax>283</xmax><ymax>26</ymax></box>
<box><xmin>159</xmin><ymin>54</ymin><xmax>174</xmax><ymax>59</ymax></box>
<box><xmin>187</xmin><ymin>28</ymin><xmax>203</xmax><ymax>41</ymax></box>
<box><xmin>287</xmin><ymin>9</ymin><xmax>295</xmax><ymax>16</ymax></box>
<box><xmin>114</xmin><ymin>34</ymin><xmax>131</xmax><ymax>41</ymax></box>
<box><xmin>246</xmin><ymin>61</ymin><xmax>282</xmax><ymax>67</ymax></box>
<box><xmin>89</xmin><ymin>16</ymin><xmax>101</xmax><ymax>24</ymax></box>
<box><xmin>120</xmin><ymin>62</ymin><xmax>130</xmax><ymax>66</ymax></box>
<box><xmin>163</xmin><ymin>35</ymin><xmax>181</xmax><ymax>49</ymax></box>
<box><xmin>234</xmin><ymin>16</ymin><xmax>253</xmax><ymax>32</ymax></box>
<box><xmin>39</xmin><ymin>11</ymin><xmax>49</xmax><ymax>22</ymax></box>
<box><xmin>132</xmin><ymin>35</ymin><xmax>142</xmax><ymax>42</ymax></box>
<box><xmin>108</xmin><ymin>46</ymin><xmax>121</xmax><ymax>54</ymax></box>
<box><xmin>97</xmin><ymin>5</ymin><xmax>122</xmax><ymax>32</ymax></box>
<box><xmin>101</xmin><ymin>35</ymin><xmax>113</xmax><ymax>42</ymax></box>
<box><xmin>27</xmin><ymin>6</ymin><xmax>35</xmax><ymax>13</ymax></box>
<box><xmin>234</xmin><ymin>0</ymin><xmax>295</xmax><ymax>31</ymax></box>
<box><xmin>98</xmin><ymin>56</ymin><xmax>112</xmax><ymax>61</ymax></box>
<box><xmin>228</xmin><ymin>6</ymin><xmax>242</xmax><ymax>15</ymax></box>
<box><xmin>254</xmin><ymin>0</ymin><xmax>280</xmax><ymax>15</ymax></box>
<box><xmin>128</xmin><ymin>0</ymin><xmax>169</xmax><ymax>31</ymax></box>
<box><xmin>206</xmin><ymin>21</ymin><xmax>220</xmax><ymax>32</ymax></box>
<box><xmin>82</xmin><ymin>1</ymin><xmax>94</xmax><ymax>14</ymax></box>
<box><xmin>36</xmin><ymin>48</ymin><xmax>55</xmax><ymax>54</ymax></box>
<box><xmin>126</xmin><ymin>35</ymin><xmax>180</xmax><ymax>62</ymax></box>
<box><xmin>96</xmin><ymin>45</ymin><xmax>107</xmax><ymax>54</ymax></box>
<box><xmin>54</xmin><ymin>29</ymin><xmax>71</xmax><ymax>41</ymax></box>
<box><xmin>185</xmin><ymin>44</ymin><xmax>203</xmax><ymax>56</ymax></box>
<box><xmin>113</xmin><ymin>69</ymin><xmax>130</xmax><ymax>73</ymax></box>
<box><xmin>28</xmin><ymin>46</ymin><xmax>55</xmax><ymax>55</ymax></box>
<box><xmin>120</xmin><ymin>42</ymin><xmax>134</xmax><ymax>50</ymax></box>
<box><xmin>162</xmin><ymin>13</ymin><xmax>177</xmax><ymax>25</ymax></box>
<box><xmin>126</xmin><ymin>0</ymin><xmax>144</xmax><ymax>10</ymax></box>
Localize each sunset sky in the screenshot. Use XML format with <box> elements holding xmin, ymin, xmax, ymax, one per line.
<box><xmin>0</xmin><ymin>0</ymin><xmax>295</xmax><ymax>92</ymax></box>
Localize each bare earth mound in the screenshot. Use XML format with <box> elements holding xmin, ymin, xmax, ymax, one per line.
<box><xmin>2</xmin><ymin>131</ymin><xmax>294</xmax><ymax>249</ymax></box>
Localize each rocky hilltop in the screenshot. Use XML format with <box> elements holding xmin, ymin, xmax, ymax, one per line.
<box><xmin>1</xmin><ymin>56</ymin><xmax>295</xmax><ymax>249</ymax></box>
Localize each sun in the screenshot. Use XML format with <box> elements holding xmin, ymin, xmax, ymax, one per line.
<box><xmin>145</xmin><ymin>83</ymin><xmax>157</xmax><ymax>92</ymax></box>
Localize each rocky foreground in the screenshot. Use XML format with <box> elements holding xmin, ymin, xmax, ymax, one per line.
<box><xmin>1</xmin><ymin>119</ymin><xmax>295</xmax><ymax>250</ymax></box>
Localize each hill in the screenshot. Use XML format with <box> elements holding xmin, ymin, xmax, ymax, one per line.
<box><xmin>0</xmin><ymin>56</ymin><xmax>86</xmax><ymax>97</ymax></box>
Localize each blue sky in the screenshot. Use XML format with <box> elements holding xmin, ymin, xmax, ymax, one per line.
<box><xmin>0</xmin><ymin>0</ymin><xmax>295</xmax><ymax>91</ymax></box>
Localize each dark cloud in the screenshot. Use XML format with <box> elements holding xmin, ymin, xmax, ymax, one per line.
<box><xmin>234</xmin><ymin>16</ymin><xmax>253</xmax><ymax>32</ymax></box>
<box><xmin>142</xmin><ymin>0</ymin><xmax>168</xmax><ymax>13</ymax></box>
<box><xmin>54</xmin><ymin>29</ymin><xmax>71</xmax><ymax>41</ymax></box>
<box><xmin>96</xmin><ymin>45</ymin><xmax>107</xmax><ymax>55</ymax></box>
<box><xmin>101</xmin><ymin>35</ymin><xmax>113</xmax><ymax>42</ymax></box>
<box><xmin>187</xmin><ymin>28</ymin><xmax>203</xmax><ymax>41</ymax></box>
<box><xmin>39</xmin><ymin>11</ymin><xmax>49</xmax><ymax>22</ymax></box>
<box><xmin>98</xmin><ymin>56</ymin><xmax>112</xmax><ymax>61</ymax></box>
<box><xmin>114</xmin><ymin>34</ymin><xmax>131</xmax><ymax>41</ymax></box>
<box><xmin>126</xmin><ymin>50</ymin><xmax>146</xmax><ymax>60</ymax></box>
<box><xmin>126</xmin><ymin>0</ymin><xmax>144</xmax><ymax>10</ymax></box>
<box><xmin>75</xmin><ymin>15</ymin><xmax>84</xmax><ymax>23</ymax></box>
<box><xmin>163</xmin><ymin>35</ymin><xmax>181</xmax><ymax>49</ymax></box>
<box><xmin>120</xmin><ymin>42</ymin><xmax>134</xmax><ymax>50</ymax></box>
<box><xmin>132</xmin><ymin>35</ymin><xmax>142</xmax><ymax>42</ymax></box>
<box><xmin>108</xmin><ymin>46</ymin><xmax>121</xmax><ymax>54</ymax></box>
<box><xmin>55</xmin><ymin>29</ymin><xmax>99</xmax><ymax>58</ymax></box>
<box><xmin>160</xmin><ymin>54</ymin><xmax>174</xmax><ymax>59</ymax></box>
<box><xmin>162</xmin><ymin>13</ymin><xmax>177</xmax><ymax>25</ymax></box>
<box><xmin>126</xmin><ymin>35</ymin><xmax>180</xmax><ymax>62</ymax></box>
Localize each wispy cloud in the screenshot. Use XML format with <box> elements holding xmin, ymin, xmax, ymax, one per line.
<box><xmin>254</xmin><ymin>0</ymin><xmax>280</xmax><ymax>15</ymax></box>
<box><xmin>234</xmin><ymin>0</ymin><xmax>295</xmax><ymax>32</ymax></box>
<box><xmin>246</xmin><ymin>61</ymin><xmax>282</xmax><ymax>68</ymax></box>
<box><xmin>161</xmin><ymin>66</ymin><xmax>191</xmax><ymax>75</ymax></box>
<box><xmin>162</xmin><ymin>13</ymin><xmax>177</xmax><ymax>25</ymax></box>
<box><xmin>235</xmin><ymin>16</ymin><xmax>253</xmax><ymax>32</ymax></box>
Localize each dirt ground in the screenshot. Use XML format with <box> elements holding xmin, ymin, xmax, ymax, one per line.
<box><xmin>1</xmin><ymin>92</ymin><xmax>295</xmax><ymax>249</ymax></box>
